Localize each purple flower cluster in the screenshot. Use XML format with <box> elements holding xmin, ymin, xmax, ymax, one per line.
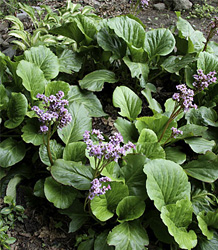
<box><xmin>88</xmin><ymin>177</ymin><xmax>111</xmax><ymax>200</ymax></box>
<box><xmin>210</xmin><ymin>16</ymin><xmax>218</xmax><ymax>34</ymax></box>
<box><xmin>193</xmin><ymin>69</ymin><xmax>217</xmax><ymax>90</ymax></box>
<box><xmin>172</xmin><ymin>84</ymin><xmax>197</xmax><ymax>112</ymax></box>
<box><xmin>32</xmin><ymin>91</ymin><xmax>72</xmax><ymax>133</ymax></box>
<box><xmin>140</xmin><ymin>0</ymin><xmax>149</xmax><ymax>8</ymax></box>
<box><xmin>83</xmin><ymin>129</ymin><xmax>135</xmax><ymax>162</ymax></box>
<box><xmin>171</xmin><ymin>127</ymin><xmax>183</xmax><ymax>138</ymax></box>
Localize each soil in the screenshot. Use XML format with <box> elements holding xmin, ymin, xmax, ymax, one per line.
<box><xmin>1</xmin><ymin>0</ymin><xmax>218</xmax><ymax>249</ymax></box>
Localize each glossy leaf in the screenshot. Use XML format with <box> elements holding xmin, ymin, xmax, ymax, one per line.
<box><xmin>197</xmin><ymin>52</ymin><xmax>218</xmax><ymax>74</ymax></box>
<box><xmin>0</xmin><ymin>138</ymin><xmax>26</xmax><ymax>168</ymax></box>
<box><xmin>165</xmin><ymin>146</ymin><xmax>186</xmax><ymax>164</ymax></box>
<box><xmin>39</xmin><ymin>140</ymin><xmax>64</xmax><ymax>166</ymax></box>
<box><xmin>63</xmin><ymin>142</ymin><xmax>87</xmax><ymax>163</ymax></box>
<box><xmin>160</xmin><ymin>199</ymin><xmax>197</xmax><ymax>250</ymax></box>
<box><xmin>114</xmin><ymin>117</ymin><xmax>138</xmax><ymax>143</ymax></box>
<box><xmin>58</xmin><ymin>102</ymin><xmax>92</xmax><ymax>144</ymax></box>
<box><xmin>94</xmin><ymin>231</ymin><xmax>113</xmax><ymax>250</ymax></box>
<box><xmin>45</xmin><ymin>81</ymin><xmax>70</xmax><ymax>97</ymax></box>
<box><xmin>24</xmin><ymin>45</ymin><xmax>59</xmax><ymax>80</ymax></box>
<box><xmin>116</xmin><ymin>196</ymin><xmax>145</xmax><ymax>222</ymax></box>
<box><xmin>51</xmin><ymin>159</ymin><xmax>94</xmax><ymax>190</ymax></box>
<box><xmin>184</xmin><ymin>137</ymin><xmax>215</xmax><ymax>154</ymax></box>
<box><xmin>67</xmin><ymin>85</ymin><xmax>106</xmax><ymax>117</ymax></box>
<box><xmin>107</xmin><ymin>220</ymin><xmax>149</xmax><ymax>250</ymax></box>
<box><xmin>44</xmin><ymin>177</ymin><xmax>77</xmax><ymax>209</ymax></box>
<box><xmin>144</xmin><ymin>159</ymin><xmax>191</xmax><ymax>211</ymax></box>
<box><xmin>113</xmin><ymin>86</ymin><xmax>142</xmax><ymax>121</ymax></box>
<box><xmin>16</xmin><ymin>60</ymin><xmax>47</xmax><ymax>99</ymax></box>
<box><xmin>21</xmin><ymin>118</ymin><xmax>44</xmax><ymax>146</ymax></box>
<box><xmin>79</xmin><ymin>70</ymin><xmax>118</xmax><ymax>92</ymax></box>
<box><xmin>120</xmin><ymin>154</ymin><xmax>147</xmax><ymax>199</ymax></box>
<box><xmin>183</xmin><ymin>151</ymin><xmax>218</xmax><ymax>183</ymax></box>
<box><xmin>145</xmin><ymin>28</ymin><xmax>175</xmax><ymax>58</ymax></box>
<box><xmin>4</xmin><ymin>92</ymin><xmax>28</xmax><ymax>129</ymax></box>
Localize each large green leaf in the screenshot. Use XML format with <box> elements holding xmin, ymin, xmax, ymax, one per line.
<box><xmin>177</xmin><ymin>124</ymin><xmax>208</xmax><ymax>139</ymax></box>
<box><xmin>144</xmin><ymin>159</ymin><xmax>191</xmax><ymax>211</ymax></box>
<box><xmin>113</xmin><ymin>86</ymin><xmax>142</xmax><ymax>121</ymax></box>
<box><xmin>67</xmin><ymin>85</ymin><xmax>106</xmax><ymax>117</ymax></box>
<box><xmin>16</xmin><ymin>60</ymin><xmax>47</xmax><ymax>99</ymax></box>
<box><xmin>114</xmin><ymin>117</ymin><xmax>138</xmax><ymax>143</ymax></box>
<box><xmin>184</xmin><ymin>137</ymin><xmax>215</xmax><ymax>154</ymax></box>
<box><xmin>97</xmin><ymin>27</ymin><xmax>127</xmax><ymax>58</ymax></box>
<box><xmin>0</xmin><ymin>138</ymin><xmax>26</xmax><ymax>168</ymax></box>
<box><xmin>90</xmin><ymin>182</ymin><xmax>129</xmax><ymax>221</ymax></box>
<box><xmin>58</xmin><ymin>49</ymin><xmax>83</xmax><ymax>74</ymax></box>
<box><xmin>123</xmin><ymin>56</ymin><xmax>149</xmax><ymax>83</ymax></box>
<box><xmin>165</xmin><ymin>146</ymin><xmax>186</xmax><ymax>164</ymax></box>
<box><xmin>79</xmin><ymin>70</ymin><xmax>118</xmax><ymax>92</ymax></box>
<box><xmin>197</xmin><ymin>52</ymin><xmax>218</xmax><ymax>74</ymax></box>
<box><xmin>94</xmin><ymin>231</ymin><xmax>113</xmax><ymax>250</ymax></box>
<box><xmin>145</xmin><ymin>28</ymin><xmax>175</xmax><ymax>58</ymax></box>
<box><xmin>160</xmin><ymin>199</ymin><xmax>197</xmax><ymax>250</ymax></box>
<box><xmin>161</xmin><ymin>54</ymin><xmax>197</xmax><ymax>73</ymax></box>
<box><xmin>24</xmin><ymin>45</ymin><xmax>59</xmax><ymax>80</ymax></box>
<box><xmin>45</xmin><ymin>81</ymin><xmax>70</xmax><ymax>97</ymax></box>
<box><xmin>44</xmin><ymin>177</ymin><xmax>77</xmax><ymax>209</ymax></box>
<box><xmin>183</xmin><ymin>151</ymin><xmax>218</xmax><ymax>183</ymax></box>
<box><xmin>51</xmin><ymin>159</ymin><xmax>94</xmax><ymax>190</ymax></box>
<box><xmin>4</xmin><ymin>92</ymin><xmax>28</xmax><ymax>129</ymax></box>
<box><xmin>188</xmin><ymin>30</ymin><xmax>206</xmax><ymax>53</ymax></box>
<box><xmin>21</xmin><ymin>118</ymin><xmax>44</xmax><ymax>146</ymax></box>
<box><xmin>107</xmin><ymin>220</ymin><xmax>149</xmax><ymax>250</ymax></box>
<box><xmin>120</xmin><ymin>154</ymin><xmax>147</xmax><ymax>199</ymax></box>
<box><xmin>116</xmin><ymin>196</ymin><xmax>145</xmax><ymax>222</ymax></box>
<box><xmin>59</xmin><ymin>200</ymin><xmax>89</xmax><ymax>233</ymax></box>
<box><xmin>108</xmin><ymin>16</ymin><xmax>146</xmax><ymax>49</ymax></box>
<box><xmin>63</xmin><ymin>142</ymin><xmax>87</xmax><ymax>163</ymax></box>
<box><xmin>136</xmin><ymin>142</ymin><xmax>165</xmax><ymax>159</ymax></box>
<box><xmin>58</xmin><ymin>102</ymin><xmax>92</xmax><ymax>144</ymax></box>
<box><xmin>136</xmin><ymin>114</ymin><xmax>176</xmax><ymax>144</ymax></box>
<box><xmin>39</xmin><ymin>140</ymin><xmax>64</xmax><ymax>166</ymax></box>
<box><xmin>141</xmin><ymin>88</ymin><xmax>163</xmax><ymax>114</ymax></box>
<box><xmin>197</xmin><ymin>210</ymin><xmax>218</xmax><ymax>240</ymax></box>
<box><xmin>177</xmin><ymin>16</ymin><xmax>194</xmax><ymax>38</ymax></box>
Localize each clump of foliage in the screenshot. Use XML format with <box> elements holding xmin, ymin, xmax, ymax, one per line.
<box><xmin>0</xmin><ymin>196</ymin><xmax>26</xmax><ymax>249</ymax></box>
<box><xmin>1</xmin><ymin>1</ymin><xmax>218</xmax><ymax>249</ymax></box>
<box><xmin>187</xmin><ymin>0</ymin><xmax>218</xmax><ymax>19</ymax></box>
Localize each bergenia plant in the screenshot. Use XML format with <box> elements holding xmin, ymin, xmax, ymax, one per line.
<box><xmin>158</xmin><ymin>69</ymin><xmax>217</xmax><ymax>144</ymax></box>
<box><xmin>32</xmin><ymin>91</ymin><xmax>72</xmax><ymax>165</ymax></box>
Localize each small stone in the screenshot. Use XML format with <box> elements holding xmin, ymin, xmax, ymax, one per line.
<box><xmin>153</xmin><ymin>3</ymin><xmax>166</xmax><ymax>10</ymax></box>
<box><xmin>16</xmin><ymin>12</ymin><xmax>28</xmax><ymax>21</ymax></box>
<box><xmin>174</xmin><ymin>0</ymin><xmax>192</xmax><ymax>10</ymax></box>
<box><xmin>2</xmin><ymin>46</ymin><xmax>17</xmax><ymax>58</ymax></box>
<box><xmin>0</xmin><ymin>22</ymin><xmax>9</xmax><ymax>32</ymax></box>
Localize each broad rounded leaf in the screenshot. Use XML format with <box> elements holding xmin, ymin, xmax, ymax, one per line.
<box><xmin>183</xmin><ymin>151</ymin><xmax>218</xmax><ymax>183</ymax></box>
<box><xmin>91</xmin><ymin>182</ymin><xmax>129</xmax><ymax>221</ymax></box>
<box><xmin>136</xmin><ymin>142</ymin><xmax>165</xmax><ymax>159</ymax></box>
<box><xmin>165</xmin><ymin>146</ymin><xmax>186</xmax><ymax>164</ymax></box>
<box><xmin>4</xmin><ymin>92</ymin><xmax>28</xmax><ymax>129</ymax></box>
<box><xmin>79</xmin><ymin>70</ymin><xmax>118</xmax><ymax>92</ymax></box>
<box><xmin>67</xmin><ymin>86</ymin><xmax>106</xmax><ymax>117</ymax></box>
<box><xmin>24</xmin><ymin>45</ymin><xmax>59</xmax><ymax>80</ymax></box>
<box><xmin>44</xmin><ymin>177</ymin><xmax>77</xmax><ymax>209</ymax></box>
<box><xmin>145</xmin><ymin>28</ymin><xmax>175</xmax><ymax>58</ymax></box>
<box><xmin>107</xmin><ymin>220</ymin><xmax>149</xmax><ymax>250</ymax></box>
<box><xmin>120</xmin><ymin>154</ymin><xmax>147</xmax><ymax>198</ymax></box>
<box><xmin>58</xmin><ymin>102</ymin><xmax>92</xmax><ymax>144</ymax></box>
<box><xmin>63</xmin><ymin>142</ymin><xmax>87</xmax><ymax>163</ymax></box>
<box><xmin>197</xmin><ymin>52</ymin><xmax>218</xmax><ymax>74</ymax></box>
<box><xmin>184</xmin><ymin>137</ymin><xmax>215</xmax><ymax>154</ymax></box>
<box><xmin>21</xmin><ymin>118</ymin><xmax>44</xmax><ymax>146</ymax></box>
<box><xmin>33</xmin><ymin>179</ymin><xmax>45</xmax><ymax>198</ymax></box>
<box><xmin>160</xmin><ymin>199</ymin><xmax>197</xmax><ymax>249</ymax></box>
<box><xmin>108</xmin><ymin>16</ymin><xmax>146</xmax><ymax>48</ymax></box>
<box><xmin>39</xmin><ymin>140</ymin><xmax>64</xmax><ymax>166</ymax></box>
<box><xmin>45</xmin><ymin>81</ymin><xmax>70</xmax><ymax>97</ymax></box>
<box><xmin>16</xmin><ymin>60</ymin><xmax>47</xmax><ymax>99</ymax></box>
<box><xmin>58</xmin><ymin>49</ymin><xmax>83</xmax><ymax>73</ymax></box>
<box><xmin>143</xmin><ymin>159</ymin><xmax>191</xmax><ymax>211</ymax></box>
<box><xmin>51</xmin><ymin>159</ymin><xmax>94</xmax><ymax>190</ymax></box>
<box><xmin>116</xmin><ymin>196</ymin><xmax>145</xmax><ymax>222</ymax></box>
<box><xmin>197</xmin><ymin>210</ymin><xmax>218</xmax><ymax>240</ymax></box>
<box><xmin>113</xmin><ymin>86</ymin><xmax>142</xmax><ymax>121</ymax></box>
<box><xmin>0</xmin><ymin>138</ymin><xmax>26</xmax><ymax>168</ymax></box>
